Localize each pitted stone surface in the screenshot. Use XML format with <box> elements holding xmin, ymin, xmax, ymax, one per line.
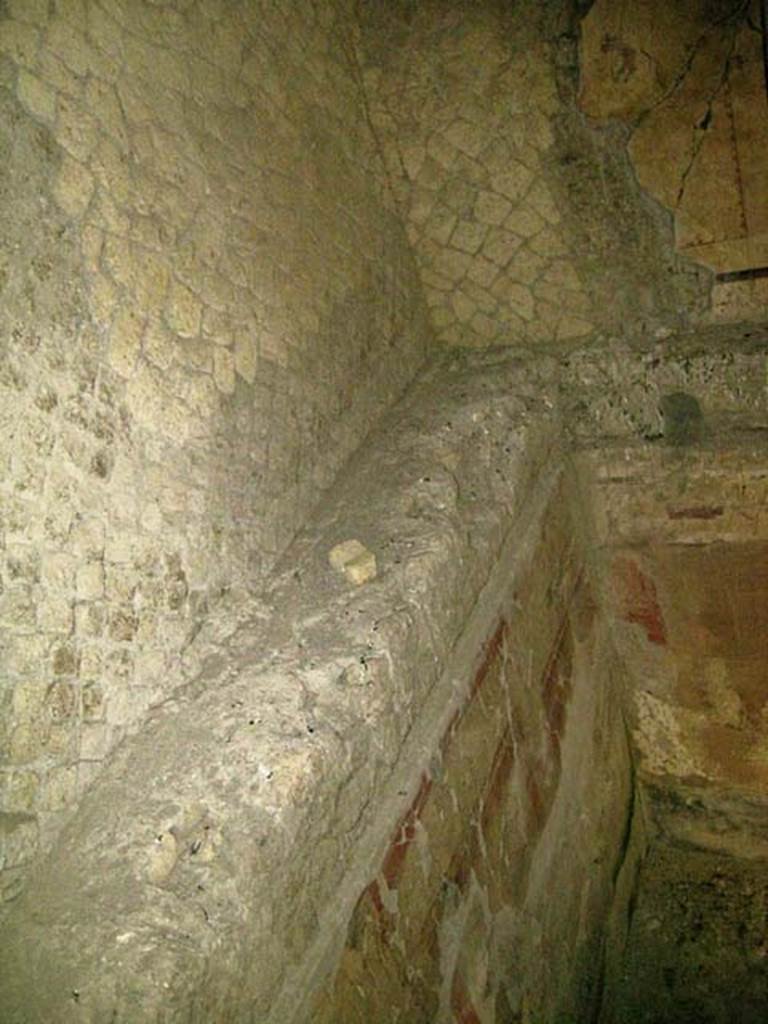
<box><xmin>0</xmin><ymin>349</ymin><xmax>561</xmax><ymax>1021</ymax></box>
<box><xmin>0</xmin><ymin>0</ymin><xmax>432</xmax><ymax>900</ymax></box>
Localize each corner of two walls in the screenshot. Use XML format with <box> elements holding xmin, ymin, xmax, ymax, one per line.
<box><xmin>357</xmin><ymin>0</ymin><xmax>713</xmax><ymax>351</ymax></box>
<box><xmin>0</xmin><ymin>0</ymin><xmax>433</xmax><ymax>901</ymax></box>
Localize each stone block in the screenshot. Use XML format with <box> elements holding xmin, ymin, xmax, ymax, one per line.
<box><xmin>329</xmin><ymin>540</ymin><xmax>377</xmax><ymax>586</ymax></box>
<box><xmin>16</xmin><ymin>69</ymin><xmax>55</xmax><ymax>121</ymax></box>
<box><xmin>0</xmin><ymin>20</ymin><xmax>41</xmax><ymax>66</ymax></box>
<box><xmin>166</xmin><ymin>280</ymin><xmax>202</xmax><ymax>339</ymax></box>
<box><xmin>53</xmin><ymin>154</ymin><xmax>94</xmax><ymax>218</ymax></box>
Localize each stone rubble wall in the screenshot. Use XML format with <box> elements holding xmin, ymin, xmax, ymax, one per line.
<box><xmin>2</xmin><ymin>312</ymin><xmax>765</xmax><ymax>1016</ymax></box>
<box><xmin>0</xmin><ymin>0</ymin><xmax>433</xmax><ymax>900</ymax></box>
<box><xmin>560</xmin><ymin>326</ymin><xmax>768</xmax><ymax>444</ymax></box>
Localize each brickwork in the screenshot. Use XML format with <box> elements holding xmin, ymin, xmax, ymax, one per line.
<box><xmin>0</xmin><ymin>0</ymin><xmax>432</xmax><ymax>900</ymax></box>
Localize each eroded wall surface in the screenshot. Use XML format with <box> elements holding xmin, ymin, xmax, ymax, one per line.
<box><xmin>580</xmin><ymin>0</ymin><xmax>768</xmax><ymax>324</ymax></box>
<box><xmin>358</xmin><ymin>0</ymin><xmax>709</xmax><ymax>349</ymax></box>
<box><xmin>0</xmin><ymin>0</ymin><xmax>432</xmax><ymax>901</ymax></box>
<box><xmin>310</xmin><ymin>473</ymin><xmax>629</xmax><ymax>1024</ymax></box>
<box><xmin>585</xmin><ymin>442</ymin><xmax>768</xmax><ymax>819</ymax></box>
<box><xmin>0</xmin><ymin>351</ymin><xmax>631</xmax><ymax>1024</ymax></box>
<box><xmin>580</xmin><ymin>436</ymin><xmax>768</xmax><ymax>1023</ymax></box>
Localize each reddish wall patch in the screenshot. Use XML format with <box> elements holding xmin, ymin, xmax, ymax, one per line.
<box><xmin>470</xmin><ymin>619</ymin><xmax>507</xmax><ymax>700</ymax></box>
<box><xmin>451</xmin><ymin>971</ymin><xmax>482</xmax><ymax>1024</ymax></box>
<box><xmin>614</xmin><ymin>557</ymin><xmax>668</xmax><ymax>645</ymax></box>
<box><xmin>381</xmin><ymin>771</ymin><xmax>432</xmax><ymax>890</ymax></box>
<box><xmin>542</xmin><ymin>617</ymin><xmax>574</xmax><ymax>749</ymax></box>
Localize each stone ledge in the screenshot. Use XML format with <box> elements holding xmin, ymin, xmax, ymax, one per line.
<box><xmin>0</xmin><ymin>348</ymin><xmax>560</xmax><ymax>1022</ymax></box>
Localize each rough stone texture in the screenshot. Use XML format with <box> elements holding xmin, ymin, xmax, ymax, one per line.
<box><xmin>310</xmin><ymin>474</ymin><xmax>629</xmax><ymax>1024</ymax></box>
<box><xmin>580</xmin><ymin>438</ymin><xmax>768</xmax><ymax>828</ymax></box>
<box><xmin>560</xmin><ymin>325</ymin><xmax>768</xmax><ymax>445</ymax></box>
<box><xmin>1</xmin><ymin>0</ymin><xmax>767</xmax><ymax>1013</ymax></box>
<box><xmin>0</xmin><ymin>0</ymin><xmax>432</xmax><ymax>898</ymax></box>
<box><xmin>0</xmin><ymin>350</ymin><xmax>632</xmax><ymax>1023</ymax></box>
<box><xmin>358</xmin><ymin>0</ymin><xmax>710</xmax><ymax>349</ymax></box>
<box><xmin>579</xmin><ymin>0</ymin><xmax>768</xmax><ymax>324</ymax></box>
<box><xmin>579</xmin><ymin>430</ymin><xmax>768</xmax><ymax>1022</ymax></box>
<box><xmin>602</xmin><ymin>841</ymin><xmax>768</xmax><ymax>1024</ymax></box>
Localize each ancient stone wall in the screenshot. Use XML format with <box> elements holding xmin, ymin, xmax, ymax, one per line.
<box><xmin>358</xmin><ymin>0</ymin><xmax>710</xmax><ymax>349</ymax></box>
<box><xmin>581</xmin><ymin>440</ymin><xmax>768</xmax><ymax>842</ymax></box>
<box><xmin>578</xmin><ymin>435</ymin><xmax>768</xmax><ymax>1023</ymax></box>
<box><xmin>0</xmin><ymin>350</ymin><xmax>632</xmax><ymax>1023</ymax></box>
<box><xmin>579</xmin><ymin>0</ymin><xmax>768</xmax><ymax>325</ymax></box>
<box><xmin>0</xmin><ymin>0</ymin><xmax>432</xmax><ymax>901</ymax></box>
<box><xmin>310</xmin><ymin>473</ymin><xmax>630</xmax><ymax>1024</ymax></box>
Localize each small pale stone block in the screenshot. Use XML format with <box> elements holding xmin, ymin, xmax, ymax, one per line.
<box><xmin>475</xmin><ymin>190</ymin><xmax>513</xmax><ymax>226</ymax></box>
<box><xmin>80</xmin><ymin>722</ymin><xmax>110</xmax><ymax>761</ymax></box>
<box><xmin>166</xmin><ymin>280</ymin><xmax>202</xmax><ymax>338</ymax></box>
<box><xmin>470</xmin><ymin>311</ymin><xmax>498</xmax><ymax>340</ymax></box>
<box><xmin>483</xmin><ymin>228</ymin><xmax>522</xmax><ymax>267</ymax></box>
<box><xmin>85</xmin><ymin>78</ymin><xmax>126</xmax><ymax>143</ymax></box>
<box><xmin>133</xmin><ymin>250</ymin><xmax>170</xmax><ymax>315</ymax></box>
<box><xmin>234</xmin><ymin>330</ymin><xmax>257</xmax><ymax>384</ymax></box>
<box><xmin>108</xmin><ymin>307</ymin><xmax>144</xmax><ymax>378</ymax></box>
<box><xmin>37</xmin><ymin>596</ymin><xmax>73</xmax><ymax>634</ymax></box>
<box><xmin>504</xmin><ymin>282</ymin><xmax>535</xmax><ymax>321</ymax></box>
<box><xmin>430</xmin><ymin>305</ymin><xmax>455</xmax><ymax>329</ymax></box>
<box><xmin>490</xmin><ymin>162</ymin><xmax>534</xmax><ymax>203</ymax></box>
<box><xmin>424</xmin><ymin>205</ymin><xmax>457</xmax><ymax>245</ymax></box>
<box><xmin>556</xmin><ymin>315</ymin><xmax>593</xmax><ymax>340</ymax></box>
<box><xmin>17</xmin><ymin>69</ymin><xmax>55</xmax><ymax>122</ymax></box>
<box><xmin>401</xmin><ymin>142</ymin><xmax>426</xmax><ymax>181</ymax></box>
<box><xmin>526</xmin><ymin>181</ymin><xmax>561</xmax><ymax>225</ymax></box>
<box><xmin>88</xmin><ymin>272</ymin><xmax>118</xmax><ymax>326</ymax></box>
<box><xmin>76</xmin><ymin>561</ymin><xmax>104</xmax><ymax>601</ymax></box>
<box><xmin>504</xmin><ymin>205</ymin><xmax>547</xmax><ymax>239</ymax></box>
<box><xmin>53</xmin><ymin>154</ymin><xmax>94</xmax><ymax>218</ymax></box>
<box><xmin>466</xmin><ymin>257</ymin><xmax>499</xmax><ymax>289</ymax></box>
<box><xmin>37</xmin><ymin>764</ymin><xmax>78</xmax><ymax>811</ymax></box>
<box><xmin>450</xmin><ymin>219</ymin><xmax>487</xmax><ymax>255</ymax></box>
<box><xmin>443</xmin><ymin>118</ymin><xmax>485</xmax><ymax>159</ymax></box>
<box><xmin>55</xmin><ymin>94</ymin><xmax>99</xmax><ymax>161</ymax></box>
<box><xmin>0</xmin><ymin>813</ymin><xmax>39</xmax><ymax>868</ymax></box>
<box><xmin>426</xmin><ymin>132</ymin><xmax>459</xmax><ymax>170</ymax></box>
<box><xmin>529</xmin><ymin>226</ymin><xmax>568</xmax><ymax>258</ymax></box>
<box><xmin>329</xmin><ymin>540</ymin><xmax>377</xmax><ymax>586</ymax></box>
<box><xmin>213</xmin><ymin>346</ymin><xmax>236</xmax><ymax>395</ymax></box>
<box><xmin>143</xmin><ymin>319</ymin><xmax>175</xmax><ymax>371</ymax></box>
<box><xmin>1</xmin><ymin>770</ymin><xmax>40</xmax><ymax>813</ymax></box>
<box><xmin>451</xmin><ymin>290</ymin><xmax>477</xmax><ymax>324</ymax></box>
